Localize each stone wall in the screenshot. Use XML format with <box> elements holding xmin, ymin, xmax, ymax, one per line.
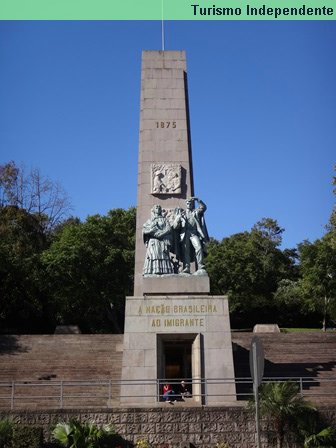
<box><xmin>2</xmin><ymin>406</ymin><xmax>335</xmax><ymax>448</ymax></box>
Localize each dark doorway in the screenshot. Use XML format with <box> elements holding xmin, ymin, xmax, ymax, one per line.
<box><xmin>157</xmin><ymin>334</ymin><xmax>202</xmax><ymax>402</ymax></box>
<box><xmin>164</xmin><ymin>340</ymin><xmax>192</xmax><ymax>379</ymax></box>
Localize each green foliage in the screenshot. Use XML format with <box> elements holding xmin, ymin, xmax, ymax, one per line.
<box><xmin>274</xmin><ymin>279</ymin><xmax>304</xmax><ymax>307</ymax></box>
<box><xmin>0</xmin><ymin>200</ymin><xmax>135</xmax><ymax>333</ymax></box>
<box><xmin>214</xmin><ymin>442</ymin><xmax>230</xmax><ymax>448</ymax></box>
<box><xmin>0</xmin><ymin>206</ymin><xmax>51</xmax><ymax>333</ymax></box>
<box><xmin>12</xmin><ymin>425</ymin><xmax>43</xmax><ymax>448</ymax></box>
<box><xmin>53</xmin><ymin>422</ymin><xmax>73</xmax><ymax>446</ymax></box>
<box><xmin>134</xmin><ymin>439</ymin><xmax>152</xmax><ymax>448</ymax></box>
<box><xmin>250</xmin><ymin>381</ymin><xmax>315</xmax><ymax>448</ymax></box>
<box><xmin>297</xmin><ymin>166</ymin><xmax>336</xmax><ymax>326</ymax></box>
<box><xmin>0</xmin><ymin>418</ymin><xmax>13</xmax><ymax>448</ymax></box>
<box><xmin>42</xmin><ymin>208</ymin><xmax>135</xmax><ymax>332</ymax></box>
<box><xmin>298</xmin><ymin>235</ymin><xmax>336</xmax><ymax>327</ymax></box>
<box><xmin>0</xmin><ymin>160</ymin><xmax>71</xmax><ymax>333</ymax></box>
<box><xmin>303</xmin><ymin>427</ymin><xmax>336</xmax><ymax>448</ymax></box>
<box><xmin>295</xmin><ymin>407</ymin><xmax>336</xmax><ymax>448</ymax></box>
<box><xmin>326</xmin><ymin>165</ymin><xmax>336</xmax><ymax>249</ymax></box>
<box><xmin>206</xmin><ymin>218</ymin><xmax>298</xmax><ymax>328</ymax></box>
<box><xmin>52</xmin><ymin>420</ymin><xmax>115</xmax><ymax>448</ymax></box>
<box><xmin>273</xmin><ymin>229</ymin><xmax>336</xmax><ymax>329</ymax></box>
<box><xmin>273</xmin><ymin>279</ymin><xmax>321</xmax><ymax>328</ymax></box>
<box><xmin>252</xmin><ymin>217</ymin><xmax>284</xmax><ymax>247</ymax></box>
<box><xmin>0</xmin><ymin>161</ymin><xmax>20</xmax><ymax>207</ymax></box>
<box><xmin>280</xmin><ymin>328</ymin><xmax>321</xmax><ymax>333</ymax></box>
<box><xmin>299</xmin><ymin>236</ymin><xmax>336</xmax><ymax>301</ymax></box>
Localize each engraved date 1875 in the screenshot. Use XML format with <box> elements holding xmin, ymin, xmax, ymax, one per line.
<box><xmin>155</xmin><ymin>121</ymin><xmax>176</xmax><ymax>128</ymax></box>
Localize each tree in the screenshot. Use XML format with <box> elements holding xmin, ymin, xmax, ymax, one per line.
<box><xmin>273</xmin><ymin>279</ymin><xmax>307</xmax><ymax>328</ymax></box>
<box><xmin>0</xmin><ymin>161</ymin><xmax>20</xmax><ymax>206</ymax></box>
<box><xmin>326</xmin><ymin>165</ymin><xmax>336</xmax><ymax>249</ymax></box>
<box><xmin>273</xmin><ymin>166</ymin><xmax>336</xmax><ymax>329</ymax></box>
<box><xmin>0</xmin><ymin>162</ymin><xmax>73</xmax><ymax>332</ymax></box>
<box><xmin>254</xmin><ymin>381</ymin><xmax>315</xmax><ymax>448</ymax></box>
<box><xmin>42</xmin><ymin>208</ymin><xmax>136</xmax><ymax>333</ymax></box>
<box><xmin>0</xmin><ymin>161</ymin><xmax>71</xmax><ymax>232</ymax></box>
<box><xmin>0</xmin><ymin>206</ymin><xmax>50</xmax><ymax>333</ymax></box>
<box><xmin>252</xmin><ymin>217</ymin><xmax>284</xmax><ymax>247</ymax></box>
<box><xmin>299</xmin><ymin>235</ymin><xmax>336</xmax><ymax>330</ymax></box>
<box><xmin>206</xmin><ymin>219</ymin><xmax>298</xmax><ymax>328</ymax></box>
<box><xmin>0</xmin><ymin>206</ymin><xmax>136</xmax><ymax>334</ymax></box>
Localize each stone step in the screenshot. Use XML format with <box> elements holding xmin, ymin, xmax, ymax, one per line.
<box><xmin>232</xmin><ymin>332</ymin><xmax>336</xmax><ymax>403</ymax></box>
<box><xmin>1</xmin><ymin>332</ymin><xmax>336</xmax><ymax>408</ymax></box>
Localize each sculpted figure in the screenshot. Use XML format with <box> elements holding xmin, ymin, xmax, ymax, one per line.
<box><xmin>152</xmin><ymin>172</ymin><xmax>166</xmax><ymax>193</ymax></box>
<box><xmin>143</xmin><ymin>204</ymin><xmax>174</xmax><ymax>275</ymax></box>
<box><xmin>173</xmin><ymin>197</ymin><xmax>209</xmax><ymax>274</ymax></box>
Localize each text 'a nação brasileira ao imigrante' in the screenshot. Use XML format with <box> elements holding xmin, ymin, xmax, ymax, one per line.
<box><xmin>138</xmin><ymin>303</ymin><xmax>219</xmax><ymax>328</ymax></box>
<box><xmin>138</xmin><ymin>303</ymin><xmax>218</xmax><ymax>316</ymax></box>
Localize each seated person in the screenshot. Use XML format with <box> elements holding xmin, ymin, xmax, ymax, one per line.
<box><xmin>162</xmin><ymin>383</ymin><xmax>175</xmax><ymax>402</ymax></box>
<box><xmin>180</xmin><ymin>380</ymin><xmax>191</xmax><ymax>398</ymax></box>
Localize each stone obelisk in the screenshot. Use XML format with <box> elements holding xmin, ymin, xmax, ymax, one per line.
<box><xmin>134</xmin><ymin>50</ymin><xmax>202</xmax><ymax>296</ymax></box>
<box><xmin>121</xmin><ymin>51</ymin><xmax>235</xmax><ymax>405</ymax></box>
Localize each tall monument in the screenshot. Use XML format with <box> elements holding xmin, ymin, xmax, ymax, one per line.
<box><xmin>121</xmin><ymin>51</ymin><xmax>235</xmax><ymax>405</ymax></box>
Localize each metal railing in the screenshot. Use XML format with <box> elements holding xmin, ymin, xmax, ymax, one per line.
<box><xmin>0</xmin><ymin>376</ymin><xmax>335</xmax><ymax>410</ymax></box>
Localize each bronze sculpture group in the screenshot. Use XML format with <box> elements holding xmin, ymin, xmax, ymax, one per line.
<box><xmin>142</xmin><ymin>197</ymin><xmax>209</xmax><ymax>276</ymax></box>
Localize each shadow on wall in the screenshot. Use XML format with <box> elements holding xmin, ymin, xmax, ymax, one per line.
<box><xmin>0</xmin><ymin>335</ymin><xmax>28</xmax><ymax>355</ymax></box>
<box><xmin>233</xmin><ymin>342</ymin><xmax>336</xmax><ymax>400</ymax></box>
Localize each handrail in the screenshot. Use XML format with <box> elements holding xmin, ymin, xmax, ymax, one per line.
<box><xmin>0</xmin><ymin>376</ymin><xmax>335</xmax><ymax>410</ymax></box>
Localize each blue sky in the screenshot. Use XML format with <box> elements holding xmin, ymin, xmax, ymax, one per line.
<box><xmin>0</xmin><ymin>21</ymin><xmax>335</xmax><ymax>249</ymax></box>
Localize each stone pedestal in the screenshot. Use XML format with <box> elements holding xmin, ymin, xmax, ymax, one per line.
<box><xmin>142</xmin><ymin>274</ymin><xmax>210</xmax><ymax>295</ymax></box>
<box><xmin>121</xmin><ymin>295</ymin><xmax>236</xmax><ymax>405</ymax></box>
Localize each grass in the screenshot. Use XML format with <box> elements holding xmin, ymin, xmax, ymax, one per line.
<box><xmin>281</xmin><ymin>328</ymin><xmax>324</xmax><ymax>333</ymax></box>
<box><xmin>232</xmin><ymin>328</ymin><xmax>336</xmax><ymax>333</ymax></box>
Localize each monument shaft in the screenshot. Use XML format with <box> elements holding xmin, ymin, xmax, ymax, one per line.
<box><xmin>134</xmin><ymin>51</ymin><xmax>194</xmax><ymax>296</ymax></box>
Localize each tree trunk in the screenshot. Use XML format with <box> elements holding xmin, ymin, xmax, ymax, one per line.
<box><xmin>276</xmin><ymin>421</ymin><xmax>284</xmax><ymax>448</ymax></box>
<box><xmin>322</xmin><ymin>295</ymin><xmax>328</xmax><ymax>332</ymax></box>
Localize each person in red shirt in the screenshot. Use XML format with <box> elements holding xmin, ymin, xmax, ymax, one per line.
<box><xmin>163</xmin><ymin>383</ymin><xmax>175</xmax><ymax>403</ymax></box>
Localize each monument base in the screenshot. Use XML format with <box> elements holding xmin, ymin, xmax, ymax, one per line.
<box><xmin>121</xmin><ymin>295</ymin><xmax>236</xmax><ymax>405</ymax></box>
<box><xmin>140</xmin><ymin>273</ymin><xmax>210</xmax><ymax>295</ymax></box>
